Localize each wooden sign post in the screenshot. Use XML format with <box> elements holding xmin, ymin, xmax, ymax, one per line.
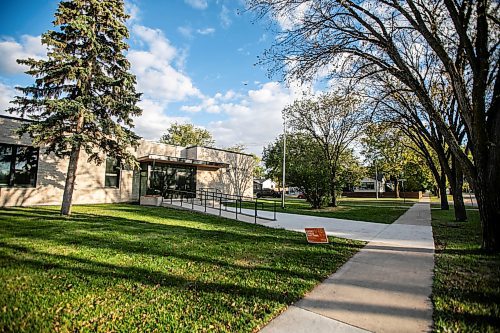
<box><xmin>305</xmin><ymin>228</ymin><xmax>329</xmax><ymax>244</ymax></box>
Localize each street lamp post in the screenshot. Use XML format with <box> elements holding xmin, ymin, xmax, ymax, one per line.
<box><xmin>375</xmin><ymin>160</ymin><xmax>379</xmax><ymax>200</ymax></box>
<box><xmin>282</xmin><ymin>115</ymin><xmax>286</xmax><ymax>209</ymax></box>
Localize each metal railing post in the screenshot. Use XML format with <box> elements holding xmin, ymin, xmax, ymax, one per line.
<box><xmin>204</xmin><ymin>191</ymin><xmax>207</xmax><ymax>212</ymax></box>
<box><xmin>235</xmin><ymin>199</ymin><xmax>238</xmax><ymax>220</ymax></box>
<box><xmin>274</xmin><ymin>200</ymin><xmax>276</xmax><ymax>221</ymax></box>
<box><xmin>180</xmin><ymin>192</ymin><xmax>183</xmax><ymax>207</ymax></box>
<box><xmin>254</xmin><ymin>200</ymin><xmax>257</xmax><ymax>224</ymax></box>
<box><xmin>219</xmin><ymin>195</ymin><xmax>222</xmax><ymax>216</ymax></box>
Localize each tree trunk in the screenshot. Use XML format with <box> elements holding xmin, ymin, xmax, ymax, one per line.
<box><xmin>452</xmin><ymin>161</ymin><xmax>467</xmax><ymax>221</ymax></box>
<box><xmin>61</xmin><ymin>143</ymin><xmax>82</xmax><ymax>216</ymax></box>
<box><xmin>329</xmin><ymin>168</ymin><xmax>337</xmax><ymax>207</ymax></box>
<box><xmin>439</xmin><ymin>170</ymin><xmax>449</xmax><ymax>210</ymax></box>
<box><xmin>474</xmin><ymin>113</ymin><xmax>500</xmax><ymax>251</ymax></box>
<box><xmin>475</xmin><ymin>176</ymin><xmax>500</xmax><ymax>252</ymax></box>
<box><xmin>395</xmin><ymin>180</ymin><xmax>400</xmax><ymax>198</ymax></box>
<box><xmin>61</xmin><ymin>113</ymin><xmax>85</xmax><ymax>216</ymax></box>
<box><xmin>450</xmin><ymin>157</ymin><xmax>467</xmax><ymax>221</ymax></box>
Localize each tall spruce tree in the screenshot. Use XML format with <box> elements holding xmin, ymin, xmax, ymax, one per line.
<box><xmin>8</xmin><ymin>0</ymin><xmax>142</xmax><ymax>216</ymax></box>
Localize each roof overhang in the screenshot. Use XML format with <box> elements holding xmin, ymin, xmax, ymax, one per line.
<box><xmin>137</xmin><ymin>154</ymin><xmax>229</xmax><ymax>169</ymax></box>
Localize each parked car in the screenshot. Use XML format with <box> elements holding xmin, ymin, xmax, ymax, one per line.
<box><xmin>297</xmin><ymin>192</ymin><xmax>306</xmax><ymax>199</ymax></box>
<box><xmin>256</xmin><ymin>188</ymin><xmax>281</xmax><ymax>198</ymax></box>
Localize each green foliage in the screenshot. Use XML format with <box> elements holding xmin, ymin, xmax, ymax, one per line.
<box><xmin>252</xmin><ymin>155</ymin><xmax>265</xmax><ymax>178</ymax></box>
<box><xmin>0</xmin><ymin>204</ymin><xmax>363</xmax><ymax>332</ymax></box>
<box><xmin>431</xmin><ymin>207</ymin><xmax>500</xmax><ymax>332</ymax></box>
<box><xmin>283</xmin><ymin>93</ymin><xmax>367</xmax><ymax>204</ymax></box>
<box><xmin>8</xmin><ymin>0</ymin><xmax>142</xmax><ymax>166</ymax></box>
<box><xmin>362</xmin><ymin>124</ymin><xmax>434</xmax><ymax>192</ymax></box>
<box><xmin>336</xmin><ymin>149</ymin><xmax>366</xmax><ymax>192</ymax></box>
<box><xmin>264</xmin><ymin>133</ymin><xmax>332</xmax><ymax>208</ymax></box>
<box><xmin>160</xmin><ymin>123</ymin><xmax>215</xmax><ymax>147</ymax></box>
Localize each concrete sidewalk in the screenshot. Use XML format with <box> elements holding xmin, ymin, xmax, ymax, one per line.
<box><xmin>261</xmin><ymin>198</ymin><xmax>434</xmax><ymax>333</ymax></box>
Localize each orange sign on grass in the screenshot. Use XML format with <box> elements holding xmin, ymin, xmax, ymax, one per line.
<box><xmin>305</xmin><ymin>228</ymin><xmax>329</xmax><ymax>244</ymax></box>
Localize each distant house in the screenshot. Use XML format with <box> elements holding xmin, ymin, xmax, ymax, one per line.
<box><xmin>354</xmin><ymin>173</ymin><xmax>386</xmax><ymax>193</ymax></box>
<box><xmin>253</xmin><ymin>178</ymin><xmax>276</xmax><ymax>192</ymax></box>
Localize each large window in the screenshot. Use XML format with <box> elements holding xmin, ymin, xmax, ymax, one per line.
<box><xmin>140</xmin><ymin>162</ymin><xmax>196</xmax><ymax>196</ymax></box>
<box><xmin>105</xmin><ymin>157</ymin><xmax>120</xmax><ymax>188</ymax></box>
<box><xmin>0</xmin><ymin>143</ymin><xmax>39</xmax><ymax>187</ymax></box>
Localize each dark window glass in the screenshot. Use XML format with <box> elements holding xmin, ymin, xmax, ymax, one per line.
<box><xmin>0</xmin><ymin>143</ymin><xmax>38</xmax><ymax>187</ymax></box>
<box><xmin>105</xmin><ymin>157</ymin><xmax>120</xmax><ymax>188</ymax></box>
<box><xmin>145</xmin><ymin>163</ymin><xmax>197</xmax><ymax>196</ymax></box>
<box><xmin>0</xmin><ymin>145</ymin><xmax>13</xmax><ymax>186</ymax></box>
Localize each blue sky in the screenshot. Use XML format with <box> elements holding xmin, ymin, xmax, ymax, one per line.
<box><xmin>0</xmin><ymin>0</ymin><xmax>309</xmax><ymax>155</ymax></box>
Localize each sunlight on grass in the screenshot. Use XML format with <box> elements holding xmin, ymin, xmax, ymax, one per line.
<box><xmin>247</xmin><ymin>198</ymin><xmax>413</xmax><ymax>224</ymax></box>
<box><xmin>431</xmin><ymin>207</ymin><xmax>500</xmax><ymax>332</ymax></box>
<box><xmin>0</xmin><ymin>204</ymin><xmax>363</xmax><ymax>332</ymax></box>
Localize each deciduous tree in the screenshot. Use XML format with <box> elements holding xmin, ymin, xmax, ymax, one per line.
<box><xmin>160</xmin><ymin>123</ymin><xmax>215</xmax><ymax>147</ymax></box>
<box><xmin>284</xmin><ymin>93</ymin><xmax>367</xmax><ymax>206</ymax></box>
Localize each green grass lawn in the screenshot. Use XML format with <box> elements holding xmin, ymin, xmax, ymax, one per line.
<box><xmin>242</xmin><ymin>198</ymin><xmax>414</xmax><ymax>224</ymax></box>
<box><xmin>431</xmin><ymin>207</ymin><xmax>500</xmax><ymax>332</ymax></box>
<box><xmin>0</xmin><ymin>204</ymin><xmax>363</xmax><ymax>332</ymax></box>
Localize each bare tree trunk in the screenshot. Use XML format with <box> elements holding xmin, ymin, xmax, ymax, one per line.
<box><xmin>438</xmin><ymin>170</ymin><xmax>449</xmax><ymax>210</ymax></box>
<box><xmin>450</xmin><ymin>157</ymin><xmax>467</xmax><ymax>221</ymax></box>
<box><xmin>329</xmin><ymin>168</ymin><xmax>337</xmax><ymax>207</ymax></box>
<box><xmin>61</xmin><ymin>113</ymin><xmax>84</xmax><ymax>216</ymax></box>
<box><xmin>475</xmin><ymin>115</ymin><xmax>500</xmax><ymax>251</ymax></box>
<box><xmin>475</xmin><ymin>173</ymin><xmax>500</xmax><ymax>252</ymax></box>
<box><xmin>61</xmin><ymin>143</ymin><xmax>81</xmax><ymax>216</ymax></box>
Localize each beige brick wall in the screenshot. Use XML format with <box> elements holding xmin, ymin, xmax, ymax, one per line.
<box><xmin>0</xmin><ymin>117</ymin><xmax>135</xmax><ymax>207</ymax></box>
<box><xmin>193</xmin><ymin>147</ymin><xmax>254</xmax><ymax>197</ymax></box>
<box><xmin>136</xmin><ymin>140</ymin><xmax>184</xmax><ymax>158</ymax></box>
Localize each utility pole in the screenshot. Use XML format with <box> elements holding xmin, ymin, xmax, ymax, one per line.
<box><xmin>282</xmin><ymin>115</ymin><xmax>286</xmax><ymax>209</ymax></box>
<box><xmin>375</xmin><ymin>160</ymin><xmax>379</xmax><ymax>200</ymax></box>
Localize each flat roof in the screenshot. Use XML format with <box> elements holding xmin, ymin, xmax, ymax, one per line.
<box><xmin>137</xmin><ymin>154</ymin><xmax>229</xmax><ymax>169</ymax></box>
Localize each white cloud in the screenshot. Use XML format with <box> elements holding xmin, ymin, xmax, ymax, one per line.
<box><xmin>125</xmin><ymin>1</ymin><xmax>140</xmax><ymax>23</ymax></box>
<box><xmin>0</xmin><ymin>35</ymin><xmax>46</xmax><ymax>75</ymax></box>
<box><xmin>196</xmin><ymin>27</ymin><xmax>215</xmax><ymax>35</ymax></box>
<box><xmin>128</xmin><ymin>25</ymin><xmax>202</xmax><ymax>102</ymax></box>
<box><xmin>133</xmin><ymin>99</ymin><xmax>190</xmax><ymax>140</ymax></box>
<box><xmin>276</xmin><ymin>2</ymin><xmax>309</xmax><ymax>31</ymax></box>
<box><xmin>205</xmin><ymin>82</ymin><xmax>301</xmax><ymax>155</ymax></box>
<box><xmin>181</xmin><ymin>89</ymin><xmax>239</xmax><ymax>113</ymax></box>
<box><xmin>0</xmin><ymin>82</ymin><xmax>17</xmax><ymax>115</ymax></box>
<box><xmin>184</xmin><ymin>0</ymin><xmax>208</xmax><ymax>10</ymax></box>
<box><xmin>178</xmin><ymin>26</ymin><xmax>193</xmax><ymax>38</ymax></box>
<box><xmin>220</xmin><ymin>5</ymin><xmax>232</xmax><ymax>28</ymax></box>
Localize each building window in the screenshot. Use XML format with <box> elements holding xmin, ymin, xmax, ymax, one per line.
<box><xmin>361</xmin><ymin>182</ymin><xmax>375</xmax><ymax>190</ymax></box>
<box><xmin>139</xmin><ymin>162</ymin><xmax>196</xmax><ymax>197</ymax></box>
<box><xmin>105</xmin><ymin>157</ymin><xmax>120</xmax><ymax>188</ymax></box>
<box><xmin>0</xmin><ymin>143</ymin><xmax>39</xmax><ymax>187</ymax></box>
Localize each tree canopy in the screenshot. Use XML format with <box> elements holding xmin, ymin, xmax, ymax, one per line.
<box><xmin>284</xmin><ymin>92</ymin><xmax>368</xmax><ymax>206</ymax></box>
<box><xmin>263</xmin><ymin>133</ymin><xmax>331</xmax><ymax>208</ymax></box>
<box><xmin>160</xmin><ymin>123</ymin><xmax>215</xmax><ymax>147</ymax></box>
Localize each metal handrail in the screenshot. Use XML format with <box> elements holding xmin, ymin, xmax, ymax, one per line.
<box><xmin>162</xmin><ymin>188</ymin><xmax>277</xmax><ymax>222</ymax></box>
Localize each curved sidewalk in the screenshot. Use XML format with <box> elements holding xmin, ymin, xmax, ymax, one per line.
<box><xmin>260</xmin><ymin>198</ymin><xmax>434</xmax><ymax>333</ymax></box>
